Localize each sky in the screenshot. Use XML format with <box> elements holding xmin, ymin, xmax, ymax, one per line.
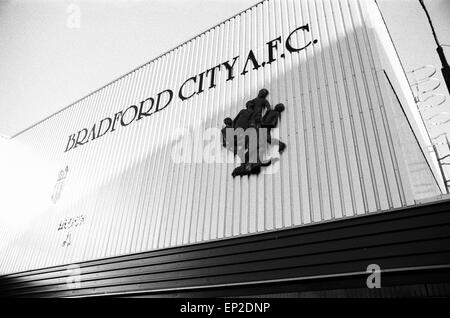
<box><xmin>0</xmin><ymin>0</ymin><xmax>449</xmax><ymax>138</ymax></box>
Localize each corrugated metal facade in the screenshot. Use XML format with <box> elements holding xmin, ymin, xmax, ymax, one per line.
<box><xmin>0</xmin><ymin>0</ymin><xmax>444</xmax><ymax>274</ymax></box>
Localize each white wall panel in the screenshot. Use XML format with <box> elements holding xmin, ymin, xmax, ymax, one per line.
<box><xmin>0</xmin><ymin>0</ymin><xmax>444</xmax><ymax>274</ymax></box>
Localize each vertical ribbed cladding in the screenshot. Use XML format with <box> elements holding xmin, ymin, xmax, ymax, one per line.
<box><xmin>313</xmin><ymin>0</ymin><xmax>340</xmax><ymax>220</ymax></box>
<box><xmin>88</xmin><ymin>78</ymin><xmax>117</xmax><ymax>261</ymax></box>
<box><xmin>0</xmin><ymin>0</ymin><xmax>443</xmax><ymax>274</ymax></box>
<box><xmin>158</xmin><ymin>46</ymin><xmax>182</xmax><ymax>248</ymax></box>
<box><xmin>108</xmin><ymin>69</ymin><xmax>137</xmax><ymax>257</ymax></box>
<box><xmin>133</xmin><ymin>62</ymin><xmax>157</xmax><ymax>253</ymax></box>
<box><xmin>166</xmin><ymin>45</ymin><xmax>188</xmax><ymax>247</ymax></box>
<box><xmin>234</xmin><ymin>11</ymin><xmax>245</xmax><ymax>236</ymax></box>
<box><xmin>283</xmin><ymin>0</ymin><xmax>302</xmax><ymax>225</ymax></box>
<box><xmin>179</xmin><ymin>33</ymin><xmax>198</xmax><ymax>245</ymax></box>
<box><xmin>151</xmin><ymin>52</ymin><xmax>175</xmax><ymax>249</ymax></box>
<box><xmin>128</xmin><ymin>63</ymin><xmax>151</xmax><ymax>254</ymax></box>
<box><xmin>87</xmin><ymin>80</ymin><xmax>118</xmax><ymax>261</ymax></box>
<box><xmin>120</xmin><ymin>66</ymin><xmax>147</xmax><ymax>256</ymax></box>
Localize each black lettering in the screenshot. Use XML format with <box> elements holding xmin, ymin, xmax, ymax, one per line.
<box><xmin>179</xmin><ymin>76</ymin><xmax>197</xmax><ymax>101</ymax></box>
<box><xmin>64</xmin><ymin>133</ymin><xmax>76</xmax><ymax>152</ymax></box>
<box><xmin>97</xmin><ymin>117</ymin><xmax>112</xmax><ymax>138</ymax></box>
<box><xmin>286</xmin><ymin>24</ymin><xmax>312</xmax><ymax>53</ymax></box>
<box><xmin>87</xmin><ymin>124</ymin><xmax>97</xmax><ymax>141</ymax></box>
<box><xmin>241</xmin><ymin>50</ymin><xmax>261</xmax><ymax>75</ymax></box>
<box><xmin>222</xmin><ymin>56</ymin><xmax>239</xmax><ymax>81</ymax></box>
<box><xmin>266</xmin><ymin>36</ymin><xmax>282</xmax><ymax>64</ymax></box>
<box><xmin>155</xmin><ymin>89</ymin><xmax>174</xmax><ymax>112</ymax></box>
<box><xmin>137</xmin><ymin>97</ymin><xmax>155</xmax><ymax>120</ymax></box>
<box><xmin>75</xmin><ymin>128</ymin><xmax>89</xmax><ymax>147</ymax></box>
<box><xmin>111</xmin><ymin>111</ymin><xmax>123</xmax><ymax>132</ymax></box>
<box><xmin>120</xmin><ymin>105</ymin><xmax>138</xmax><ymax>126</ymax></box>
<box><xmin>197</xmin><ymin>71</ymin><xmax>206</xmax><ymax>94</ymax></box>
<box><xmin>205</xmin><ymin>64</ymin><xmax>221</xmax><ymax>89</ymax></box>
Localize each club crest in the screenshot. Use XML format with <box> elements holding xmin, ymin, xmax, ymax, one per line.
<box><xmin>51</xmin><ymin>166</ymin><xmax>69</xmax><ymax>204</ymax></box>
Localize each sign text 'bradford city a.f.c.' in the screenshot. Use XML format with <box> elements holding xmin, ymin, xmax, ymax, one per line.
<box><xmin>64</xmin><ymin>24</ymin><xmax>318</xmax><ymax>153</ymax></box>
